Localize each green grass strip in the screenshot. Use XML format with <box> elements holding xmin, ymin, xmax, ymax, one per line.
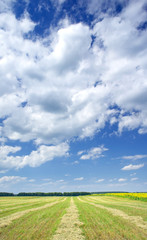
<box><xmin>84</xmin><ymin>196</ymin><xmax>147</xmax><ymax>221</ymax></box>
<box><xmin>75</xmin><ymin>197</ymin><xmax>147</xmax><ymax>240</ymax></box>
<box><xmin>0</xmin><ymin>198</ymin><xmax>70</xmax><ymax>240</ymax></box>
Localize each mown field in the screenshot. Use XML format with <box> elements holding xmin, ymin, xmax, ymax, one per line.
<box><xmin>0</xmin><ymin>194</ymin><xmax>147</xmax><ymax>240</ymax></box>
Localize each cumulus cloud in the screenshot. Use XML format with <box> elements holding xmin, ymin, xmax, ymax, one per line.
<box><xmin>118</xmin><ymin>178</ymin><xmax>127</xmax><ymax>182</ymax></box>
<box><xmin>56</xmin><ymin>179</ymin><xmax>64</xmax><ymax>183</ymax></box>
<box><xmin>121</xmin><ymin>163</ymin><xmax>144</xmax><ymax>171</ymax></box>
<box><xmin>0</xmin><ymin>145</ymin><xmax>21</xmax><ymax>158</ymax></box>
<box><xmin>122</xmin><ymin>154</ymin><xmax>147</xmax><ymax>160</ymax></box>
<box><xmin>0</xmin><ymin>0</ymin><xmax>147</xmax><ymax>168</ymax></box>
<box><xmin>72</xmin><ymin>161</ymin><xmax>79</xmax><ymax>165</ymax></box>
<box><xmin>74</xmin><ymin>177</ymin><xmax>84</xmax><ymax>181</ymax></box>
<box><xmin>131</xmin><ymin>177</ymin><xmax>138</xmax><ymax>181</ymax></box>
<box><xmin>80</xmin><ymin>145</ymin><xmax>108</xmax><ymax>160</ymax></box>
<box><xmin>50</xmin><ymin>0</ymin><xmax>66</xmax><ymax>7</ymax></box>
<box><xmin>77</xmin><ymin>151</ymin><xmax>85</xmax><ymax>156</ymax></box>
<box><xmin>0</xmin><ymin>0</ymin><xmax>16</xmax><ymax>12</ymax></box>
<box><xmin>96</xmin><ymin>179</ymin><xmax>104</xmax><ymax>183</ymax></box>
<box><xmin>0</xmin><ymin>170</ymin><xmax>8</xmax><ymax>174</ymax></box>
<box><xmin>0</xmin><ymin>143</ymin><xmax>69</xmax><ymax>169</ymax></box>
<box><xmin>130</xmin><ymin>173</ymin><xmax>136</xmax><ymax>176</ymax></box>
<box><xmin>0</xmin><ymin>176</ymin><xmax>27</xmax><ymax>184</ymax></box>
<box><xmin>92</xmin><ymin>0</ymin><xmax>147</xmax><ymax>134</ymax></box>
<box><xmin>109</xmin><ymin>178</ymin><xmax>117</xmax><ymax>182</ymax></box>
<box><xmin>86</xmin><ymin>0</ymin><xmax>129</xmax><ymax>18</ymax></box>
<box><xmin>1</xmin><ymin>17</ymin><xmax>110</xmax><ymax>145</ymax></box>
<box><xmin>28</xmin><ymin>179</ymin><xmax>35</xmax><ymax>183</ymax></box>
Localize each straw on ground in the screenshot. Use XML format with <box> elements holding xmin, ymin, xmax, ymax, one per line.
<box><xmin>52</xmin><ymin>198</ymin><xmax>85</xmax><ymax>240</ymax></box>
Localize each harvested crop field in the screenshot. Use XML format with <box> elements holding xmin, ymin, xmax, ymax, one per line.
<box><xmin>0</xmin><ymin>195</ymin><xmax>147</xmax><ymax>239</ymax></box>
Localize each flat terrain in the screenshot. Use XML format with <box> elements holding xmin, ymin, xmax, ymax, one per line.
<box><xmin>0</xmin><ymin>196</ymin><xmax>147</xmax><ymax>239</ymax></box>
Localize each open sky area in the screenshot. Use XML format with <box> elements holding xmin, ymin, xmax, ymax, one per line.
<box><xmin>0</xmin><ymin>0</ymin><xmax>147</xmax><ymax>193</ymax></box>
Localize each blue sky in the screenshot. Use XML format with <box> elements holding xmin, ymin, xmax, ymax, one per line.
<box><xmin>0</xmin><ymin>0</ymin><xmax>147</xmax><ymax>193</ymax></box>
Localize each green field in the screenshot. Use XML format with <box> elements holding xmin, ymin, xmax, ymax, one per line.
<box><xmin>0</xmin><ymin>195</ymin><xmax>147</xmax><ymax>239</ymax></box>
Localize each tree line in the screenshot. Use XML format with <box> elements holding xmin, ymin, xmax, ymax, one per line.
<box><xmin>0</xmin><ymin>192</ymin><xmax>91</xmax><ymax>197</ymax></box>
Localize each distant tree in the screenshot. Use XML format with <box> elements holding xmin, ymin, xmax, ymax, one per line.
<box><xmin>0</xmin><ymin>192</ymin><xmax>14</xmax><ymax>196</ymax></box>
<box><xmin>1</xmin><ymin>191</ymin><xmax>91</xmax><ymax>197</ymax></box>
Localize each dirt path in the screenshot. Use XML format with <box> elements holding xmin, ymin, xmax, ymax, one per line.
<box><xmin>0</xmin><ymin>198</ymin><xmax>66</xmax><ymax>228</ymax></box>
<box><xmin>52</xmin><ymin>198</ymin><xmax>85</xmax><ymax>240</ymax></box>
<box><xmin>78</xmin><ymin>197</ymin><xmax>147</xmax><ymax>230</ymax></box>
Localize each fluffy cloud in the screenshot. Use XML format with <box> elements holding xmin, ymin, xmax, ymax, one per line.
<box><xmin>96</xmin><ymin>179</ymin><xmax>104</xmax><ymax>183</ymax></box>
<box><xmin>79</xmin><ymin>145</ymin><xmax>108</xmax><ymax>160</ymax></box>
<box><xmin>130</xmin><ymin>173</ymin><xmax>136</xmax><ymax>176</ymax></box>
<box><xmin>50</xmin><ymin>0</ymin><xmax>66</xmax><ymax>7</ymax></box>
<box><xmin>74</xmin><ymin>177</ymin><xmax>84</xmax><ymax>181</ymax></box>
<box><xmin>122</xmin><ymin>154</ymin><xmax>147</xmax><ymax>160</ymax></box>
<box><xmin>0</xmin><ymin>0</ymin><xmax>16</xmax><ymax>12</ymax></box>
<box><xmin>109</xmin><ymin>178</ymin><xmax>117</xmax><ymax>182</ymax></box>
<box><xmin>0</xmin><ymin>143</ymin><xmax>69</xmax><ymax>169</ymax></box>
<box><xmin>0</xmin><ymin>176</ymin><xmax>27</xmax><ymax>184</ymax></box>
<box><xmin>0</xmin><ymin>145</ymin><xmax>21</xmax><ymax>158</ymax></box>
<box><xmin>85</xmin><ymin>0</ymin><xmax>129</xmax><ymax>16</ymax></box>
<box><xmin>131</xmin><ymin>177</ymin><xmax>138</xmax><ymax>181</ymax></box>
<box><xmin>0</xmin><ymin>0</ymin><xmax>147</xmax><ymax>168</ymax></box>
<box><xmin>118</xmin><ymin>178</ymin><xmax>127</xmax><ymax>182</ymax></box>
<box><xmin>72</xmin><ymin>161</ymin><xmax>79</xmax><ymax>165</ymax></box>
<box><xmin>1</xmin><ymin>16</ymin><xmax>110</xmax><ymax>145</ymax></box>
<box><xmin>121</xmin><ymin>163</ymin><xmax>144</xmax><ymax>171</ymax></box>
<box><xmin>56</xmin><ymin>179</ymin><xmax>64</xmax><ymax>183</ymax></box>
<box><xmin>92</xmin><ymin>0</ymin><xmax>147</xmax><ymax>134</ymax></box>
<box><xmin>0</xmin><ymin>170</ymin><xmax>8</xmax><ymax>174</ymax></box>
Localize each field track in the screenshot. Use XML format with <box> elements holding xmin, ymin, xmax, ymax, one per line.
<box><xmin>52</xmin><ymin>198</ymin><xmax>84</xmax><ymax>240</ymax></box>
<box><xmin>0</xmin><ymin>196</ymin><xmax>147</xmax><ymax>239</ymax></box>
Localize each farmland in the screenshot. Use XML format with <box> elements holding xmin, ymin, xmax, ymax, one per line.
<box><xmin>0</xmin><ymin>195</ymin><xmax>147</xmax><ymax>239</ymax></box>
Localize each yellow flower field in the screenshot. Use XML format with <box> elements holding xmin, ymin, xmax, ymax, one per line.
<box><xmin>103</xmin><ymin>192</ymin><xmax>147</xmax><ymax>201</ymax></box>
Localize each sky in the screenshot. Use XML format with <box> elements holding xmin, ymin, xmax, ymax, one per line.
<box><xmin>0</xmin><ymin>0</ymin><xmax>147</xmax><ymax>193</ymax></box>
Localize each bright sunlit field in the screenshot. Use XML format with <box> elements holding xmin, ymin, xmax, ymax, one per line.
<box><xmin>0</xmin><ymin>195</ymin><xmax>147</xmax><ymax>240</ymax></box>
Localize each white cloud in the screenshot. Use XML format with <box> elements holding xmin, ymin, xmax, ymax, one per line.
<box><xmin>92</xmin><ymin>0</ymin><xmax>147</xmax><ymax>134</ymax></box>
<box><xmin>0</xmin><ymin>145</ymin><xmax>21</xmax><ymax>158</ymax></box>
<box><xmin>0</xmin><ymin>0</ymin><xmax>16</xmax><ymax>12</ymax></box>
<box><xmin>58</xmin><ymin>0</ymin><xmax>66</xmax><ymax>4</ymax></box>
<box><xmin>74</xmin><ymin>177</ymin><xmax>84</xmax><ymax>181</ymax></box>
<box><xmin>1</xmin><ymin>17</ymin><xmax>111</xmax><ymax>145</ymax></box>
<box><xmin>121</xmin><ymin>163</ymin><xmax>144</xmax><ymax>171</ymax></box>
<box><xmin>0</xmin><ymin>176</ymin><xmax>27</xmax><ymax>184</ymax></box>
<box><xmin>42</xmin><ymin>178</ymin><xmax>52</xmax><ymax>181</ymax></box>
<box><xmin>130</xmin><ymin>173</ymin><xmax>136</xmax><ymax>176</ymax></box>
<box><xmin>96</xmin><ymin>179</ymin><xmax>104</xmax><ymax>183</ymax></box>
<box><xmin>65</xmin><ymin>174</ymin><xmax>70</xmax><ymax>177</ymax></box>
<box><xmin>122</xmin><ymin>154</ymin><xmax>147</xmax><ymax>160</ymax></box>
<box><xmin>56</xmin><ymin>179</ymin><xmax>64</xmax><ymax>183</ymax></box>
<box><xmin>50</xmin><ymin>0</ymin><xmax>66</xmax><ymax>6</ymax></box>
<box><xmin>28</xmin><ymin>179</ymin><xmax>35</xmax><ymax>183</ymax></box>
<box><xmin>77</xmin><ymin>150</ymin><xmax>85</xmax><ymax>156</ymax></box>
<box><xmin>131</xmin><ymin>177</ymin><xmax>138</xmax><ymax>181</ymax></box>
<box><xmin>85</xmin><ymin>0</ymin><xmax>128</xmax><ymax>16</ymax></box>
<box><xmin>0</xmin><ymin>0</ymin><xmax>147</xmax><ymax>168</ymax></box>
<box><xmin>118</xmin><ymin>178</ymin><xmax>127</xmax><ymax>182</ymax></box>
<box><xmin>109</xmin><ymin>178</ymin><xmax>117</xmax><ymax>182</ymax></box>
<box><xmin>72</xmin><ymin>161</ymin><xmax>79</xmax><ymax>165</ymax></box>
<box><xmin>0</xmin><ymin>143</ymin><xmax>69</xmax><ymax>169</ymax></box>
<box><xmin>0</xmin><ymin>170</ymin><xmax>8</xmax><ymax>174</ymax></box>
<box><xmin>80</xmin><ymin>145</ymin><xmax>108</xmax><ymax>160</ymax></box>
